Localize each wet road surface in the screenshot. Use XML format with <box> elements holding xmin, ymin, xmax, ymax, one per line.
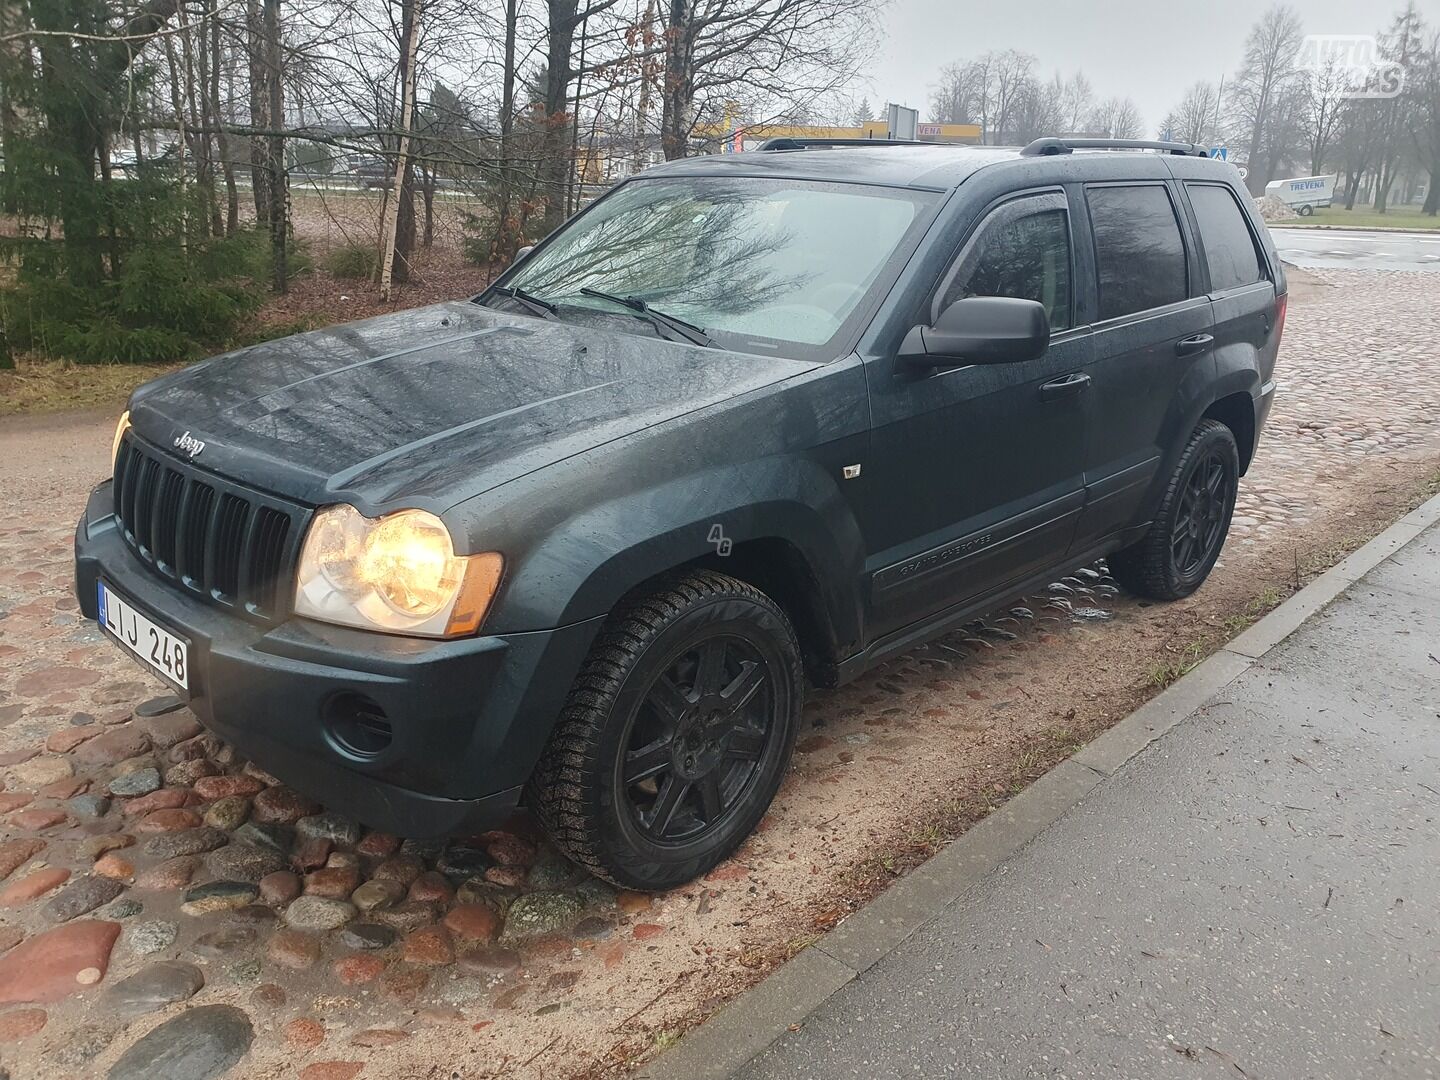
<box><xmin>1273</xmin><ymin>226</ymin><xmax>1440</xmax><ymax>271</ymax></box>
<box><xmin>734</xmin><ymin>518</ymin><xmax>1440</xmax><ymax>1080</ymax></box>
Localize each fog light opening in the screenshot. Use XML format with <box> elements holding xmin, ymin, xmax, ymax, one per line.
<box><xmin>325</xmin><ymin>692</ymin><xmax>393</xmax><ymax>758</ymax></box>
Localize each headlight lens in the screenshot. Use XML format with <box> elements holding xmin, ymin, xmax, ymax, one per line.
<box><xmin>111</xmin><ymin>411</ymin><xmax>131</xmax><ymax>470</ymax></box>
<box><xmin>294</xmin><ymin>505</ymin><xmax>503</xmax><ymax>638</ymax></box>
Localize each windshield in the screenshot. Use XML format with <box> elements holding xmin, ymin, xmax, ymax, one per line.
<box><xmin>502</xmin><ymin>176</ymin><xmax>935</xmax><ymax>359</ymax></box>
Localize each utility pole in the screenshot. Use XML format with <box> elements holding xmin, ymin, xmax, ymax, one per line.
<box><xmin>1212</xmin><ymin>73</ymin><xmax>1225</xmax><ymax>148</ymax></box>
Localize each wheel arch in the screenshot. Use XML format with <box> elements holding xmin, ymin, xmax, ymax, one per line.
<box><xmin>1201</xmin><ymin>390</ymin><xmax>1258</xmax><ymax>475</ymax></box>
<box><xmin>615</xmin><ymin>536</ymin><xmax>847</xmax><ymax>689</ymax></box>
<box><xmin>479</xmin><ymin>456</ymin><xmax>867</xmax><ymax>685</ymax></box>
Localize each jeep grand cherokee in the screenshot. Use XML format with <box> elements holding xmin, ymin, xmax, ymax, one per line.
<box><xmin>76</xmin><ymin>137</ymin><xmax>1283</xmax><ymax>889</ymax></box>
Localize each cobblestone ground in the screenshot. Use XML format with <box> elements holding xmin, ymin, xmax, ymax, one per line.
<box><xmin>0</xmin><ymin>267</ymin><xmax>1435</xmax><ymax>1080</ymax></box>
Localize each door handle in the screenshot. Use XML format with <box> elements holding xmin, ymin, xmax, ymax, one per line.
<box><xmin>1038</xmin><ymin>372</ymin><xmax>1091</xmax><ymax>401</ymax></box>
<box><xmin>1175</xmin><ymin>333</ymin><xmax>1215</xmax><ymax>357</ymax></box>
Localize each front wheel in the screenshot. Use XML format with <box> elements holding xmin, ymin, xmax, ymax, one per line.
<box><xmin>1109</xmin><ymin>419</ymin><xmax>1239</xmax><ymax>601</ymax></box>
<box><xmin>530</xmin><ymin>570</ymin><xmax>802</xmax><ymax>891</ymax></box>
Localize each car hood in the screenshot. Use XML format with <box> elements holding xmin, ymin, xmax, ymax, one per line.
<box><xmin>129</xmin><ymin>300</ymin><xmax>815</xmax><ymax>510</ymax></box>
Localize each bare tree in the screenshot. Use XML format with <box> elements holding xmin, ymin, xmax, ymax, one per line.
<box><xmin>987</xmin><ymin>49</ymin><xmax>1033</xmax><ymax>143</ymax></box>
<box><xmin>1160</xmin><ymin>81</ymin><xmax>1220</xmax><ymax>145</ymax></box>
<box><xmin>379</xmin><ymin>0</ymin><xmax>419</xmax><ymax>297</ymax></box>
<box><xmin>929</xmin><ymin>58</ymin><xmax>987</xmax><ymax>127</ymax></box>
<box><xmin>657</xmin><ymin>0</ymin><xmax>877</xmax><ymax>159</ymax></box>
<box><xmin>1088</xmin><ymin>96</ymin><xmax>1142</xmax><ymax>139</ymax></box>
<box><xmin>1229</xmin><ymin>4</ymin><xmax>1304</xmax><ymax>190</ymax></box>
<box><xmin>1295</xmin><ymin>57</ymin><xmax>1348</xmax><ymax>174</ymax></box>
<box><xmin>1059</xmin><ymin>71</ymin><xmax>1092</xmax><ymax>134</ymax></box>
<box><xmin>1412</xmin><ymin>29</ymin><xmax>1440</xmax><ymax>213</ymax></box>
<box><xmin>1371</xmin><ymin>3</ymin><xmax>1425</xmax><ymax>211</ymax></box>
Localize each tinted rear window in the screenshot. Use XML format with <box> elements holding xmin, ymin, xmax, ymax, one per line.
<box><xmin>1187</xmin><ymin>183</ymin><xmax>1264</xmax><ymax>292</ymax></box>
<box><xmin>1086</xmin><ymin>185</ymin><xmax>1187</xmax><ymax>320</ymax></box>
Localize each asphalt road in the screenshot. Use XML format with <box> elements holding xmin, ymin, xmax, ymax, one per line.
<box><xmin>1272</xmin><ymin>225</ymin><xmax>1440</xmax><ymax>270</ymax></box>
<box><xmin>733</xmin><ymin>519</ymin><xmax>1440</xmax><ymax>1080</ymax></box>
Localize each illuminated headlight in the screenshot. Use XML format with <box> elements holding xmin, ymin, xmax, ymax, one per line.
<box><xmin>294</xmin><ymin>505</ymin><xmax>503</xmax><ymax>638</ymax></box>
<box><xmin>111</xmin><ymin>410</ymin><xmax>131</xmax><ymax>469</ymax></box>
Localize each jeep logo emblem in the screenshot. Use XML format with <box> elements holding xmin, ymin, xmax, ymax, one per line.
<box><xmin>173</xmin><ymin>431</ymin><xmax>206</xmax><ymax>459</ymax></box>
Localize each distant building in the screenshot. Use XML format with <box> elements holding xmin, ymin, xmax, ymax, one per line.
<box><xmin>691</xmin><ymin>118</ymin><xmax>983</xmax><ymax>154</ymax></box>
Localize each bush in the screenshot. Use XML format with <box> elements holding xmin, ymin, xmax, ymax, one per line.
<box><xmin>0</xmin><ymin>230</ymin><xmax>271</xmax><ymax>365</ymax></box>
<box><xmin>323</xmin><ymin>243</ymin><xmax>378</xmax><ymax>280</ymax></box>
<box><xmin>461</xmin><ymin>233</ymin><xmax>495</xmax><ymax>267</ymax></box>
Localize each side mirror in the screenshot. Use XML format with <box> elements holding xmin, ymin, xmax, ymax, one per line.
<box><xmin>512</xmin><ymin>245</ymin><xmax>534</xmax><ymax>266</ymax></box>
<box><xmin>898</xmin><ymin>296</ymin><xmax>1050</xmax><ymax>369</ymax></box>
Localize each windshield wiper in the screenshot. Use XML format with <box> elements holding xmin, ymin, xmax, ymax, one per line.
<box><xmin>579</xmin><ymin>287</ymin><xmax>714</xmax><ymax>347</ymax></box>
<box><xmin>489</xmin><ymin>285</ymin><xmax>559</xmax><ymax>320</ymax></box>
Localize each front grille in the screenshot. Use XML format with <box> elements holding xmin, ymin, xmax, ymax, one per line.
<box><xmin>112</xmin><ymin>434</ymin><xmax>308</xmax><ymax>621</ymax></box>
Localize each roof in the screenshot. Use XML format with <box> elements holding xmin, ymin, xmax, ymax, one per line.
<box><xmin>639</xmin><ymin>141</ymin><xmax>1237</xmax><ymax>193</ymax></box>
<box><xmin>640</xmin><ymin>144</ymin><xmax>1023</xmax><ymax>191</ymax></box>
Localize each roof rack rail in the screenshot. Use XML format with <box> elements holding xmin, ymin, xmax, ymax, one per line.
<box><xmin>755</xmin><ymin>137</ymin><xmax>925</xmax><ymax>151</ymax></box>
<box><xmin>1020</xmin><ymin>137</ymin><xmax>1210</xmax><ymax>158</ymax></box>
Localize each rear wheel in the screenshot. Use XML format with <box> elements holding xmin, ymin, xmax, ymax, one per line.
<box><xmin>1110</xmin><ymin>419</ymin><xmax>1239</xmax><ymax>601</ymax></box>
<box><xmin>530</xmin><ymin>570</ymin><xmax>802</xmax><ymax>890</ymax></box>
<box><xmin>1298</xmin><ymin>204</ymin><xmax>1314</xmax><ymax>216</ymax></box>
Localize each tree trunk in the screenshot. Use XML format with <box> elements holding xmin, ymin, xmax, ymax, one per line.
<box><xmin>162</xmin><ymin>30</ymin><xmax>190</xmax><ymax>250</ymax></box>
<box><xmin>380</xmin><ymin>0</ymin><xmax>420</xmax><ymax>300</ymax></box>
<box><xmin>212</xmin><ymin>15</ymin><xmax>239</xmax><ymax>235</ymax></box>
<box><xmin>263</xmin><ymin>0</ymin><xmax>286</xmax><ymax>290</ymax></box>
<box><xmin>188</xmin><ymin>5</ymin><xmax>222</xmax><ymax>237</ymax></box>
<box><xmin>247</xmin><ymin>0</ymin><xmax>271</xmax><ymax>225</ymax></box>
<box><xmin>0</xmin><ymin>0</ymin><xmax>27</xmax><ymax>215</ymax></box>
<box><xmin>659</xmin><ymin>0</ymin><xmax>693</xmax><ymax>160</ymax></box>
<box><xmin>421</xmin><ymin>163</ymin><xmax>435</xmax><ymax>246</ymax></box>
<box><xmin>539</xmin><ymin>0</ymin><xmax>578</xmax><ymax>233</ymax></box>
<box><xmin>492</xmin><ymin>0</ymin><xmax>518</xmax><ymax>261</ymax></box>
<box><xmin>566</xmin><ymin>14</ymin><xmax>588</xmax><ymax>215</ymax></box>
<box><xmin>1424</xmin><ymin>165</ymin><xmax>1439</xmax><ymax>215</ymax></box>
<box><xmin>633</xmin><ymin>0</ymin><xmax>656</xmax><ymax>173</ymax></box>
<box><xmin>97</xmin><ymin>128</ymin><xmax>122</xmax><ymax>274</ymax></box>
<box><xmin>395</xmin><ymin>160</ymin><xmax>416</xmax><ymax>282</ymax></box>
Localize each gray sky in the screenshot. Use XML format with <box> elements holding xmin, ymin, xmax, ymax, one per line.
<box><xmin>863</xmin><ymin>0</ymin><xmax>1440</xmax><ymax>137</ymax></box>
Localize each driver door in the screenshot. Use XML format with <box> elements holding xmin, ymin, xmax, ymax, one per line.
<box><xmin>861</xmin><ymin>190</ymin><xmax>1093</xmax><ymax>639</ymax></box>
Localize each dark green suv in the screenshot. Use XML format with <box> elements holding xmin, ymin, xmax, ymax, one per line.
<box><xmin>76</xmin><ymin>138</ymin><xmax>1283</xmax><ymax>888</ymax></box>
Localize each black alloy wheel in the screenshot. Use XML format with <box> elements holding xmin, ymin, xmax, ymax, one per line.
<box><xmin>531</xmin><ymin>570</ymin><xmax>802</xmax><ymax>891</ymax></box>
<box><xmin>1110</xmin><ymin>419</ymin><xmax>1240</xmax><ymax>601</ymax></box>
<box><xmin>621</xmin><ymin>634</ymin><xmax>777</xmax><ymax>843</ymax></box>
<box><xmin>1171</xmin><ymin>450</ymin><xmax>1231</xmax><ymax>577</ymax></box>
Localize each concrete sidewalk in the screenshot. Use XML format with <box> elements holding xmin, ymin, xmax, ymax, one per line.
<box><xmin>643</xmin><ymin>498</ymin><xmax>1440</xmax><ymax>1080</ymax></box>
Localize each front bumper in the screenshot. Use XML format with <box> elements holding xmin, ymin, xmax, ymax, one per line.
<box><xmin>75</xmin><ymin>482</ymin><xmax>604</xmax><ymax>838</ymax></box>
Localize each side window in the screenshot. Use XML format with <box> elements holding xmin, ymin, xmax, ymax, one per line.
<box><xmin>938</xmin><ymin>198</ymin><xmax>1072</xmax><ymax>332</ymax></box>
<box><xmin>1186</xmin><ymin>183</ymin><xmax>1264</xmax><ymax>292</ymax></box>
<box><xmin>1086</xmin><ymin>185</ymin><xmax>1188</xmax><ymax>320</ymax></box>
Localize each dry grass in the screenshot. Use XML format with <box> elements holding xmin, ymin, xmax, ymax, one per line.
<box><xmin>0</xmin><ymin>357</ymin><xmax>182</xmax><ymax>417</ymax></box>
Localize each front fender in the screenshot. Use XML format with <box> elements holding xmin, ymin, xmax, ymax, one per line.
<box><xmin>489</xmin><ymin>454</ymin><xmax>867</xmax><ymax>653</ymax></box>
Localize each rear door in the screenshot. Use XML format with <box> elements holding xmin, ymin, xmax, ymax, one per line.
<box><xmin>1072</xmin><ymin>181</ymin><xmax>1216</xmax><ymax>549</ymax></box>
<box><xmin>1182</xmin><ymin>180</ymin><xmax>1277</xmax><ymax>426</ymax></box>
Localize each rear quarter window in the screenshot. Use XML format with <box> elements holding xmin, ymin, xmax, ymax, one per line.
<box><xmin>1086</xmin><ymin>185</ymin><xmax>1188</xmax><ymax>321</ymax></box>
<box><xmin>1187</xmin><ymin>183</ymin><xmax>1264</xmax><ymax>293</ymax></box>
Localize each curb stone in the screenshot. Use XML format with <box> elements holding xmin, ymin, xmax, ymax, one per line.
<box><xmin>633</xmin><ymin>488</ymin><xmax>1440</xmax><ymax>1080</ymax></box>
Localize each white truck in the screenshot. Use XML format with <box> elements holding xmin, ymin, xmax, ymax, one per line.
<box><xmin>1264</xmin><ymin>174</ymin><xmax>1337</xmax><ymax>216</ymax></box>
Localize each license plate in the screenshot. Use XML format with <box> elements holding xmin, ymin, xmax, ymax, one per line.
<box><xmin>97</xmin><ymin>581</ymin><xmax>189</xmax><ymax>691</ymax></box>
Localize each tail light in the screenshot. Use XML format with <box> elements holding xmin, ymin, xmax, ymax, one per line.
<box><xmin>1274</xmin><ymin>292</ymin><xmax>1288</xmax><ymax>342</ymax></box>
